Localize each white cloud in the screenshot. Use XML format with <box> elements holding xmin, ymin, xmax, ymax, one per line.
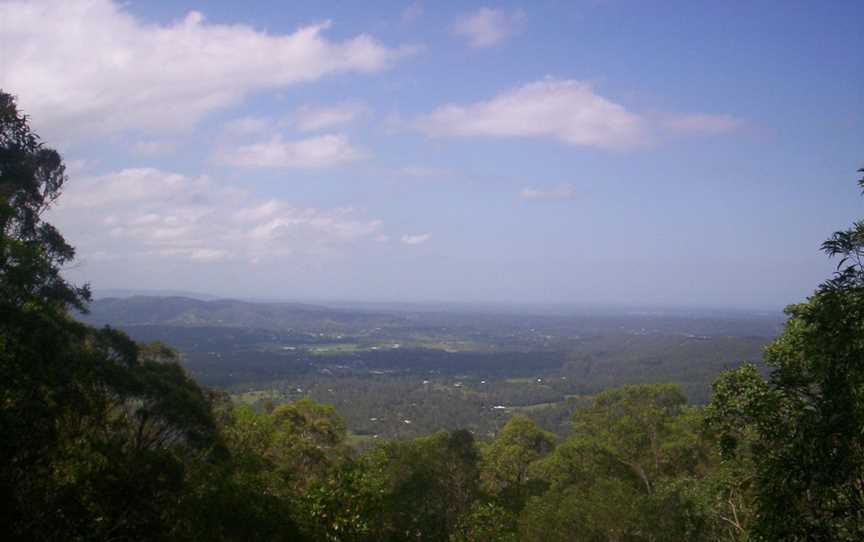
<box><xmin>520</xmin><ymin>183</ymin><xmax>576</xmax><ymax>201</ymax></box>
<box><xmin>413</xmin><ymin>78</ymin><xmax>743</xmax><ymax>149</ymax></box>
<box><xmin>414</xmin><ymin>78</ymin><xmax>648</xmax><ymax>150</ymax></box>
<box><xmin>61</xmin><ymin>168</ymin><xmax>216</xmax><ymax>209</ymax></box>
<box><xmin>215</xmin><ymin>134</ymin><xmax>366</xmax><ymax>168</ymax></box>
<box><xmin>452</xmin><ymin>8</ymin><xmax>523</xmax><ymax>48</ymax></box>
<box><xmin>0</xmin><ymin>0</ymin><xmax>412</xmax><ymax>137</ymax></box>
<box><xmin>401</xmin><ymin>233</ymin><xmax>431</xmax><ymax>245</ymax></box>
<box><xmin>51</xmin><ymin>168</ymin><xmax>384</xmax><ymax>265</ymax></box>
<box><xmin>295</xmin><ymin>103</ymin><xmax>368</xmax><ymax>132</ymax></box>
<box><xmin>161</xmin><ymin>248</ymin><xmax>230</xmax><ymax>263</ymax></box>
<box><xmin>660</xmin><ymin>113</ymin><xmax>742</xmax><ymax>135</ymax></box>
<box><xmin>218</xmin><ymin>103</ymin><xmax>367</xmax><ymax>140</ymax></box>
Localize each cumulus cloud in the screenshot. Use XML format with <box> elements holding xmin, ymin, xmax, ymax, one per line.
<box><xmin>61</xmin><ymin>168</ymin><xmax>217</xmax><ymax>209</ymax></box>
<box><xmin>520</xmin><ymin>183</ymin><xmax>576</xmax><ymax>201</ymax></box>
<box><xmin>51</xmin><ymin>168</ymin><xmax>384</xmax><ymax>265</ymax></box>
<box><xmin>413</xmin><ymin>78</ymin><xmax>742</xmax><ymax>150</ymax></box>
<box><xmin>295</xmin><ymin>103</ymin><xmax>369</xmax><ymax>132</ymax></box>
<box><xmin>452</xmin><ymin>8</ymin><xmax>523</xmax><ymax>48</ymax></box>
<box><xmin>414</xmin><ymin>78</ymin><xmax>648</xmax><ymax>149</ymax></box>
<box><xmin>400</xmin><ymin>233</ymin><xmax>431</xmax><ymax>245</ymax></box>
<box><xmin>215</xmin><ymin>134</ymin><xmax>366</xmax><ymax>169</ymax></box>
<box><xmin>0</xmin><ymin>0</ymin><xmax>412</xmax><ymax>137</ymax></box>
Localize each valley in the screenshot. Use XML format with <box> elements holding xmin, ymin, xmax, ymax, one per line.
<box><xmin>81</xmin><ymin>295</ymin><xmax>779</xmax><ymax>440</ymax></box>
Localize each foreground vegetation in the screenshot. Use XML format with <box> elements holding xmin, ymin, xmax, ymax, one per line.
<box><xmin>2</xmin><ymin>91</ymin><xmax>862</xmax><ymax>540</ymax></box>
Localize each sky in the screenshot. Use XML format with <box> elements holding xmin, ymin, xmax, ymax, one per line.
<box><xmin>1</xmin><ymin>0</ymin><xmax>861</xmax><ymax>309</ymax></box>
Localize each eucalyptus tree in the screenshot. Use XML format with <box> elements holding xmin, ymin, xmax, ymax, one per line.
<box><xmin>0</xmin><ymin>91</ymin><xmax>230</xmax><ymax>541</ymax></box>
<box><xmin>707</xmin><ymin>166</ymin><xmax>864</xmax><ymax>541</ymax></box>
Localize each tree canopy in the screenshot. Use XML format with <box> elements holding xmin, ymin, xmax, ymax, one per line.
<box><xmin>706</xmin><ymin>165</ymin><xmax>864</xmax><ymax>541</ymax></box>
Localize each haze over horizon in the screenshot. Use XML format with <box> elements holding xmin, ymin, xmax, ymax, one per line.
<box><xmin>89</xmin><ymin>287</ymin><xmax>786</xmax><ymax>316</ymax></box>
<box><xmin>1</xmin><ymin>0</ymin><xmax>861</xmax><ymax>309</ymax></box>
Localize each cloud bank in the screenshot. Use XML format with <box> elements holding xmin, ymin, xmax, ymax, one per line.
<box><xmin>52</xmin><ymin>168</ymin><xmax>384</xmax><ymax>265</ymax></box>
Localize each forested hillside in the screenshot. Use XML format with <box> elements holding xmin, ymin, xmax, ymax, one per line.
<box><xmin>2</xmin><ymin>91</ymin><xmax>863</xmax><ymax>541</ymax></box>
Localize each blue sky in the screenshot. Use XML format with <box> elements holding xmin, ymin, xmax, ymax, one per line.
<box><xmin>1</xmin><ymin>0</ymin><xmax>861</xmax><ymax>309</ymax></box>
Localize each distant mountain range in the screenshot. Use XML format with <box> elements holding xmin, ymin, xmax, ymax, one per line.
<box><xmin>92</xmin><ymin>289</ymin><xmax>222</xmax><ymax>301</ymax></box>
<box><xmin>80</xmin><ymin>296</ymin><xmax>405</xmax><ymax>331</ymax></box>
<box><xmin>80</xmin><ymin>294</ymin><xmax>784</xmax><ymax>339</ymax></box>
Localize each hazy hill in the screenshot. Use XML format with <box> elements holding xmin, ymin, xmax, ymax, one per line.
<box><xmin>80</xmin><ymin>296</ymin><xmax>405</xmax><ymax>331</ymax></box>
<box><xmin>92</xmin><ymin>288</ymin><xmax>221</xmax><ymax>301</ymax></box>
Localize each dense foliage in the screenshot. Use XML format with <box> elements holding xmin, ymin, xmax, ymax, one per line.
<box><xmin>1</xmin><ymin>90</ymin><xmax>861</xmax><ymax>540</ymax></box>
<box><xmin>705</xmin><ymin>167</ymin><xmax>864</xmax><ymax>541</ymax></box>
